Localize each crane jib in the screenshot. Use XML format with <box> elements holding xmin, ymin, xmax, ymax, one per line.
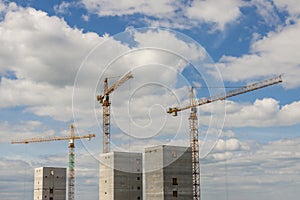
<box><xmin>167</xmin><ymin>75</ymin><xmax>283</xmax><ymax>114</ymax></box>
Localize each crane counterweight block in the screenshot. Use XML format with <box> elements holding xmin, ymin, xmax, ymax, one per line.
<box><xmin>167</xmin><ymin>108</ymin><xmax>178</xmax><ymax>116</ymax></box>
<box><xmin>97</xmin><ymin>95</ymin><xmax>104</xmax><ymax>103</ymax></box>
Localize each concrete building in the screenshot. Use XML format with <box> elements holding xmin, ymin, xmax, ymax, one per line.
<box><xmin>34</xmin><ymin>167</ymin><xmax>66</xmax><ymax>200</ymax></box>
<box><xmin>145</xmin><ymin>145</ymin><xmax>193</xmax><ymax>200</ymax></box>
<box><xmin>99</xmin><ymin>152</ymin><xmax>143</xmax><ymax>200</ymax></box>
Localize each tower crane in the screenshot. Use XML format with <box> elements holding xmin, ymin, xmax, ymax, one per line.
<box><xmin>97</xmin><ymin>71</ymin><xmax>133</xmax><ymax>153</ymax></box>
<box><xmin>11</xmin><ymin>124</ymin><xmax>95</xmax><ymax>200</ymax></box>
<box><xmin>167</xmin><ymin>75</ymin><xmax>283</xmax><ymax>200</ymax></box>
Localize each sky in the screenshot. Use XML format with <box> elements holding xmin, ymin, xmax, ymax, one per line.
<box><xmin>0</xmin><ymin>0</ymin><xmax>300</xmax><ymax>200</ymax></box>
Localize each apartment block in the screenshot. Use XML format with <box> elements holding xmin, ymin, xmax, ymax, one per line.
<box><xmin>99</xmin><ymin>152</ymin><xmax>143</xmax><ymax>200</ymax></box>
<box><xmin>34</xmin><ymin>167</ymin><xmax>66</xmax><ymax>200</ymax></box>
<box><xmin>145</xmin><ymin>145</ymin><xmax>193</xmax><ymax>200</ymax></box>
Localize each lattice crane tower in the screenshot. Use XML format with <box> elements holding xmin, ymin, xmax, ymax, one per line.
<box><xmin>97</xmin><ymin>71</ymin><xmax>133</xmax><ymax>153</ymax></box>
<box><xmin>11</xmin><ymin>124</ymin><xmax>95</xmax><ymax>200</ymax></box>
<box><xmin>167</xmin><ymin>75</ymin><xmax>283</xmax><ymax>200</ymax></box>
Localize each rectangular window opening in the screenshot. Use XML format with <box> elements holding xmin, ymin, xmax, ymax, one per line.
<box><xmin>172</xmin><ymin>177</ymin><xmax>178</xmax><ymax>185</ymax></box>
<box><xmin>173</xmin><ymin>190</ymin><xmax>178</xmax><ymax>197</ymax></box>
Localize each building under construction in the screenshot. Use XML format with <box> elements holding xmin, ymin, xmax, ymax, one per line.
<box><xmin>99</xmin><ymin>151</ymin><xmax>143</xmax><ymax>200</ymax></box>
<box><xmin>98</xmin><ymin>146</ymin><xmax>192</xmax><ymax>200</ymax></box>
<box><xmin>34</xmin><ymin>167</ymin><xmax>66</xmax><ymax>200</ymax></box>
<box><xmin>145</xmin><ymin>145</ymin><xmax>193</xmax><ymax>199</ymax></box>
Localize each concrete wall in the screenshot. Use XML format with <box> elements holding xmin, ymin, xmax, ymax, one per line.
<box><xmin>34</xmin><ymin>167</ymin><xmax>66</xmax><ymax>200</ymax></box>
<box><xmin>145</xmin><ymin>145</ymin><xmax>193</xmax><ymax>200</ymax></box>
<box><xmin>99</xmin><ymin>152</ymin><xmax>143</xmax><ymax>200</ymax></box>
<box><xmin>144</xmin><ymin>146</ymin><xmax>164</xmax><ymax>200</ymax></box>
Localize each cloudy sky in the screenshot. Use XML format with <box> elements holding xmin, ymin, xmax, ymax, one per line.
<box><xmin>1</xmin><ymin>0</ymin><xmax>300</xmax><ymax>200</ymax></box>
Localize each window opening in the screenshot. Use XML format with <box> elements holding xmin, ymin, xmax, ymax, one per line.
<box><xmin>172</xmin><ymin>177</ymin><xmax>178</xmax><ymax>185</ymax></box>
<box><xmin>173</xmin><ymin>190</ymin><xmax>178</xmax><ymax>197</ymax></box>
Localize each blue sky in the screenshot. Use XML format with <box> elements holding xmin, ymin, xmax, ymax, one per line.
<box><xmin>0</xmin><ymin>0</ymin><xmax>300</xmax><ymax>200</ymax></box>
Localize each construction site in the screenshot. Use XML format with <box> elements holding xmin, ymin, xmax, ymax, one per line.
<box><xmin>11</xmin><ymin>73</ymin><xmax>283</xmax><ymax>200</ymax></box>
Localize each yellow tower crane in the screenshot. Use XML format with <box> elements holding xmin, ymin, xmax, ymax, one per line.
<box><xmin>11</xmin><ymin>124</ymin><xmax>95</xmax><ymax>200</ymax></box>
<box><xmin>97</xmin><ymin>71</ymin><xmax>133</xmax><ymax>153</ymax></box>
<box><xmin>167</xmin><ymin>75</ymin><xmax>283</xmax><ymax>200</ymax></box>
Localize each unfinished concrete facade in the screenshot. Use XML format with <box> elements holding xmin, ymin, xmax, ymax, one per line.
<box><xmin>99</xmin><ymin>152</ymin><xmax>143</xmax><ymax>200</ymax></box>
<box><xmin>145</xmin><ymin>145</ymin><xmax>193</xmax><ymax>200</ymax></box>
<box><xmin>34</xmin><ymin>167</ymin><xmax>66</xmax><ymax>200</ymax></box>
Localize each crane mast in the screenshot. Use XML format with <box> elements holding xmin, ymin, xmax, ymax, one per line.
<box><xmin>167</xmin><ymin>75</ymin><xmax>283</xmax><ymax>200</ymax></box>
<box><xmin>11</xmin><ymin>124</ymin><xmax>95</xmax><ymax>200</ymax></box>
<box><xmin>68</xmin><ymin>124</ymin><xmax>75</xmax><ymax>200</ymax></box>
<box><xmin>97</xmin><ymin>71</ymin><xmax>133</xmax><ymax>153</ymax></box>
<box><xmin>189</xmin><ymin>88</ymin><xmax>201</xmax><ymax>200</ymax></box>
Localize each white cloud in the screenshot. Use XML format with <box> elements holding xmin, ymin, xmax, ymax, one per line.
<box><xmin>81</xmin><ymin>14</ymin><xmax>89</xmax><ymax>21</ymax></box>
<box><xmin>200</xmin><ymin>137</ymin><xmax>251</xmax><ymax>161</ymax></box>
<box><xmin>186</xmin><ymin>0</ymin><xmax>243</xmax><ymax>30</ymax></box>
<box><xmin>80</xmin><ymin>0</ymin><xmax>246</xmax><ymax>31</ymax></box>
<box><xmin>198</xmin><ymin>98</ymin><xmax>300</xmax><ymax>128</ymax></box>
<box><xmin>201</xmin><ymin>137</ymin><xmax>300</xmax><ymax>199</ymax></box>
<box><xmin>273</xmin><ymin>0</ymin><xmax>300</xmax><ymax>16</ymax></box>
<box><xmin>0</xmin><ymin>158</ymin><xmax>33</xmax><ymax>200</ymax></box>
<box><xmin>221</xmin><ymin>129</ymin><xmax>235</xmax><ymax>138</ymax></box>
<box><xmin>0</xmin><ymin>1</ymin><xmax>5</xmax><ymax>13</ymax></box>
<box><xmin>0</xmin><ymin>1</ymin><xmax>18</xmax><ymax>12</ymax></box>
<box><xmin>214</xmin><ymin>138</ymin><xmax>242</xmax><ymax>152</ymax></box>
<box><xmin>0</xmin><ymin>120</ymin><xmax>56</xmax><ymax>143</ymax></box>
<box><xmin>0</xmin><ymin>78</ymin><xmax>74</xmax><ymax>121</ymax></box>
<box><xmin>251</xmin><ymin>0</ymin><xmax>281</xmax><ymax>27</ymax></box>
<box><xmin>210</xmin><ymin>151</ymin><xmax>234</xmax><ymax>161</ymax></box>
<box><xmin>133</xmin><ymin>29</ymin><xmax>207</xmax><ymax>63</ymax></box>
<box><xmin>216</xmin><ymin>17</ymin><xmax>300</xmax><ymax>88</ymax></box>
<box><xmin>81</xmin><ymin>0</ymin><xmax>175</xmax><ymax>17</ymax></box>
<box><xmin>0</xmin><ymin>6</ymin><xmax>101</xmax><ymax>86</ymax></box>
<box><xmin>53</xmin><ymin>1</ymin><xmax>71</xmax><ymax>15</ymax></box>
<box><xmin>0</xmin><ymin>5</ymin><xmax>105</xmax><ymax>122</ymax></box>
